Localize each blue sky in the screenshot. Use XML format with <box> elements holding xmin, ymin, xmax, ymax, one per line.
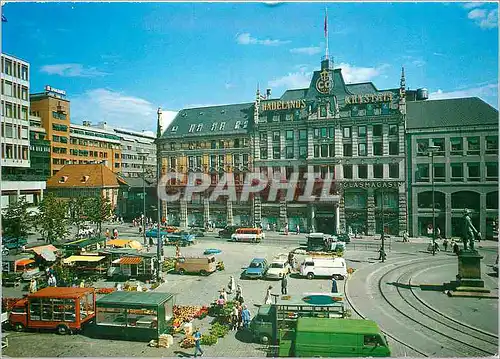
<box><xmin>2</xmin><ymin>2</ymin><xmax>498</xmax><ymax>132</ymax></box>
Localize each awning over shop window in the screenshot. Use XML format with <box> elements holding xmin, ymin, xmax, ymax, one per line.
<box><xmin>17</xmin><ymin>259</ymin><xmax>35</xmax><ymax>266</ymax></box>
<box><xmin>117</xmin><ymin>257</ymin><xmax>142</xmax><ymax>265</ymax></box>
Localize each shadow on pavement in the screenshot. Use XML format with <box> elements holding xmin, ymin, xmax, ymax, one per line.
<box><xmin>387</xmin><ymin>282</ymin><xmax>421</xmax><ymax>290</ymax></box>
<box><xmin>486</xmin><ymin>272</ymin><xmax>498</xmax><ymax>278</ymax></box>
<box><xmin>173</xmin><ymin>350</ymin><xmax>193</xmax><ymax>357</ymax></box>
<box><xmin>234</xmin><ymin>328</ymin><xmax>254</xmax><ymax>343</ymax></box>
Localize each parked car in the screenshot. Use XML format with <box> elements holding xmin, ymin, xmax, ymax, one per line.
<box><xmin>265</xmin><ymin>257</ymin><xmax>291</xmax><ymax>279</ymax></box>
<box><xmin>165</xmin><ymin>231</ymin><xmax>196</xmax><ymax>246</ymax></box>
<box><xmin>243</xmin><ymin>258</ymin><xmax>269</xmax><ymax>279</ymax></box>
<box><xmin>336</xmin><ymin>233</ymin><xmax>351</xmax><ymax>243</ymax></box>
<box><xmin>3</xmin><ymin>237</ymin><xmax>28</xmax><ymax>251</ymax></box>
<box><xmin>145</xmin><ymin>228</ymin><xmax>170</xmax><ymax>238</ymax></box>
<box><xmin>189</xmin><ymin>227</ymin><xmax>205</xmax><ymax>237</ymax></box>
<box><xmin>219</xmin><ymin>225</ymin><xmax>240</xmax><ymax>239</ymax></box>
<box><xmin>231</xmin><ymin>228</ymin><xmax>265</xmax><ymax>243</ymax></box>
<box><xmin>299</xmin><ymin>257</ymin><xmax>347</xmax><ymax>280</ymax></box>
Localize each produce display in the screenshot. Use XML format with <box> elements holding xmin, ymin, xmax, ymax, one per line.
<box><xmin>201</xmin><ymin>333</ymin><xmax>218</xmax><ymax>345</ymax></box>
<box><xmin>216</xmin><ymin>261</ymin><xmax>225</xmax><ymax>271</ymax></box>
<box><xmin>180</xmin><ymin>336</ymin><xmax>195</xmax><ymax>349</ymax></box>
<box><xmin>209</xmin><ymin>322</ymin><xmax>229</xmax><ymax>338</ymax></box>
<box><xmin>163</xmin><ymin>258</ymin><xmax>176</xmax><ymax>272</ymax></box>
<box><xmin>172</xmin><ymin>305</ymin><xmax>208</xmax><ymax>328</ymax></box>
<box><xmin>96</xmin><ymin>288</ymin><xmax>116</xmax><ymax>294</ymax></box>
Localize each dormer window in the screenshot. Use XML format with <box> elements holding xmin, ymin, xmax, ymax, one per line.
<box><xmin>196</xmin><ymin>124</ymin><xmax>203</xmax><ymax>132</ymax></box>
<box><xmin>243</xmin><ymin>121</ymin><xmax>248</xmax><ymax>129</ymax></box>
<box><xmin>81</xmin><ymin>175</ymin><xmax>89</xmax><ymax>183</ymax></box>
<box><xmin>189</xmin><ymin>124</ymin><xmax>196</xmax><ymax>133</ymax></box>
<box><xmin>59</xmin><ymin>176</ymin><xmax>68</xmax><ymax>183</ymax></box>
<box><xmin>211</xmin><ymin>123</ymin><xmax>218</xmax><ymax>131</ymax></box>
<box><xmin>219</xmin><ymin>122</ymin><xmax>226</xmax><ymax>131</ymax></box>
<box><xmin>171</xmin><ymin>126</ymin><xmax>178</xmax><ymax>133</ymax></box>
<box><xmin>234</xmin><ymin>121</ymin><xmax>241</xmax><ymax>129</ymax></box>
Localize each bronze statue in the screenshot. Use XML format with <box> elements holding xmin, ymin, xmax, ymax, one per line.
<box><xmin>462</xmin><ymin>209</ymin><xmax>480</xmax><ymax>252</ymax></box>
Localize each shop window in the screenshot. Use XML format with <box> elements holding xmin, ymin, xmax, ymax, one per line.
<box><xmin>467</xmin><ymin>163</ymin><xmax>480</xmax><ymax>181</ymax></box>
<box><xmin>329</xmin><ymin>144</ymin><xmax>335</xmax><ymax>157</ymax></box>
<box><xmin>343</xmin><ymin>127</ymin><xmax>351</xmax><ymax>138</ymax></box>
<box><xmin>351</xmin><ymin>106</ymin><xmax>359</xmax><ymax>117</ymax></box>
<box><xmin>285</xmin><ymin>146</ymin><xmax>294</xmax><ymax>159</ymax></box>
<box><xmin>320</xmin><ymin>166</ymin><xmax>328</xmax><ymax>179</ymax></box>
<box><xmin>389</xmin><ymin>164</ymin><xmax>399</xmax><ymax>179</ymax></box>
<box><xmin>373</xmin><ymin>142</ymin><xmax>383</xmax><ymax>156</ymax></box>
<box><xmin>358</xmin><ymin>143</ymin><xmax>367</xmax><ymax>156</ymax></box>
<box><xmin>358</xmin><ymin>126</ymin><xmax>366</xmax><ymax>137</ymax></box>
<box><xmin>299</xmin><ymin>129</ymin><xmax>307</xmax><ymax>140</ymax></box>
<box><xmin>366</xmin><ymin>104</ymin><xmax>374</xmax><ymax>116</ymax></box>
<box><xmin>299</xmin><ymin>146</ymin><xmax>307</xmax><ymax>159</ymax></box>
<box><xmin>485</xmin><ymin>136</ymin><xmax>498</xmax><ymax>154</ymax></box>
<box><xmin>273</xmin><ymin>146</ymin><xmax>280</xmax><ymax>159</ymax></box>
<box><xmin>433</xmin><ymin>164</ymin><xmax>445</xmax><ymax>182</ymax></box>
<box><xmin>343</xmin><ymin>144</ymin><xmax>352</xmax><ymax>157</ymax></box>
<box><xmin>416</xmin><ymin>164</ymin><xmax>429</xmax><ymax>182</ymax></box>
<box><xmin>260</xmin><ymin>148</ymin><xmax>268</xmax><ymax>159</ymax></box>
<box><xmin>389</xmin><ymin>141</ymin><xmax>399</xmax><ymax>155</ymax></box>
<box><xmin>417</xmin><ymin>139</ymin><xmax>429</xmax><ymax>156</ymax></box>
<box><xmin>373</xmin><ymin>164</ymin><xmax>383</xmax><ymax>179</ymax></box>
<box><xmin>314</xmin><ymin>145</ymin><xmax>319</xmax><ymax>158</ymax></box>
<box><xmin>431</xmin><ymin>138</ymin><xmax>445</xmax><ymax>156</ymax></box>
<box><xmin>321</xmin><ymin>144</ymin><xmax>328</xmax><ymax>158</ymax></box>
<box><xmin>358</xmin><ymin>164</ymin><xmax>368</xmax><ymax>179</ymax></box>
<box><xmin>381</xmin><ymin>103</ymin><xmax>390</xmax><ymax>115</ymax></box>
<box><xmin>373</xmin><ymin>125</ymin><xmax>383</xmax><ymax>137</ymax></box>
<box><xmin>451</xmin><ymin>191</ymin><xmax>480</xmax><ymax>211</ymax></box>
<box><xmin>486</xmin><ymin>192</ymin><xmax>499</xmax><ymax>209</ymax></box>
<box><xmin>450</xmin><ymin>137</ymin><xmax>463</xmax><ymax>155</ymax></box>
<box><xmin>486</xmin><ymin>162</ymin><xmax>498</xmax><ymax>181</ymax></box>
<box><xmin>389</xmin><ymin>124</ymin><xmax>398</xmax><ymax>136</ymax></box>
<box><xmin>266</xmin><ymin>113</ymin><xmax>273</xmax><ymax>122</ymax></box>
<box><xmin>467</xmin><ymin>137</ymin><xmax>480</xmax><ymax>155</ymax></box>
<box><xmin>345</xmin><ymin>191</ymin><xmax>367</xmax><ymax>209</ymax></box>
<box><xmin>451</xmin><ymin>163</ymin><xmax>463</xmax><ymax>182</ymax></box>
<box><xmin>286</xmin><ymin>130</ymin><xmax>294</xmax><ymax>140</ymax></box>
<box><xmin>97</xmin><ymin>307</ymin><xmax>127</xmax><ymax>327</ymax></box>
<box><xmin>343</xmin><ymin>165</ymin><xmax>353</xmax><ymax>179</ymax></box>
<box><xmin>273</xmin><ymin>131</ymin><xmax>280</xmax><ymax>142</ymax></box>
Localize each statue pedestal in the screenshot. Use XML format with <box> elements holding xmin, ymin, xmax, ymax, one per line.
<box><xmin>449</xmin><ymin>250</ymin><xmax>490</xmax><ymax>293</ymax></box>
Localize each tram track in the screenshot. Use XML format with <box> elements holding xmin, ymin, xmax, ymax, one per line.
<box><xmin>345</xmin><ymin>257</ymin><xmax>498</xmax><ymax>357</ymax></box>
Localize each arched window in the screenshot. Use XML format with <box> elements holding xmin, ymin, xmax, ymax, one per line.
<box><xmin>451</xmin><ymin>191</ymin><xmax>480</xmax><ymax>211</ymax></box>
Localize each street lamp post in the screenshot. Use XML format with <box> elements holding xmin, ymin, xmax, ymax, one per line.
<box><xmin>427</xmin><ymin>145</ymin><xmax>440</xmax><ymax>256</ymax></box>
<box><xmin>381</xmin><ymin>190</ymin><xmax>385</xmax><ymax>262</ymax></box>
<box><xmin>138</xmin><ymin>151</ymin><xmax>149</xmax><ymax>246</ymax></box>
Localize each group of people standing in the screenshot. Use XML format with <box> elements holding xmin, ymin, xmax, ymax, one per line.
<box><xmin>104</xmin><ymin>228</ymin><xmax>119</xmax><ymax>240</ymax></box>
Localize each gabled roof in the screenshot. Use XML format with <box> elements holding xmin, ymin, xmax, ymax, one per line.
<box><xmin>407</xmin><ymin>97</ymin><xmax>498</xmax><ymax>130</ymax></box>
<box><xmin>161</xmin><ymin>103</ymin><xmax>253</xmax><ymax>139</ymax></box>
<box><xmin>346</xmin><ymin>82</ymin><xmax>378</xmax><ymax>94</ymax></box>
<box><xmin>122</xmin><ymin>177</ymin><xmax>156</xmax><ymax>188</ymax></box>
<box><xmin>280</xmin><ymin>89</ymin><xmax>308</xmax><ymax>101</ymax></box>
<box><xmin>46</xmin><ymin>164</ymin><xmax>127</xmax><ymax>189</ymax></box>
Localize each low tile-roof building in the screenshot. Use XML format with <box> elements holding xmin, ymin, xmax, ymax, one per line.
<box><xmin>46</xmin><ymin>164</ymin><xmax>128</xmax><ymax>211</ymax></box>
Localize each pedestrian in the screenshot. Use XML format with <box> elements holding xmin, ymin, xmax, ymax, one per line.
<box><xmin>433</xmin><ymin>241</ymin><xmax>441</xmax><ymax>252</ymax></box>
<box><xmin>241</xmin><ymin>305</ymin><xmax>251</xmax><ymax>329</ymax></box>
<box><xmin>296</xmin><ymin>224</ymin><xmax>300</xmax><ymax>235</ymax></box>
<box><xmin>281</xmin><ymin>273</ymin><xmax>288</xmax><ymax>295</ymax></box>
<box><xmin>48</xmin><ymin>274</ymin><xmax>57</xmax><ymax>287</ymax></box>
<box><xmin>221</xmin><ymin>288</ymin><xmax>227</xmax><ymax>302</ymax></box>
<box><xmin>266</xmin><ymin>223</ymin><xmax>271</xmax><ymax>231</ymax></box>
<box><xmin>227</xmin><ymin>276</ymin><xmax>235</xmax><ymax>294</ymax></box>
<box><xmin>116</xmin><ymin>282</ymin><xmax>123</xmax><ymax>291</ymax></box>
<box><xmin>113</xmin><ymin>228</ymin><xmax>118</xmax><ymax>239</ymax></box>
<box><xmin>235</xmin><ymin>284</ymin><xmax>242</xmax><ymax>301</ymax></box>
<box><xmin>403</xmin><ymin>230</ymin><xmax>408</xmax><ymax>243</ymax></box>
<box><xmin>80</xmin><ymin>279</ymin><xmax>85</xmax><ymax>288</ymax></box>
<box><xmin>264</xmin><ymin>285</ymin><xmax>272</xmax><ymax>305</ymax></box>
<box><xmin>453</xmin><ymin>242</ymin><xmax>459</xmax><ymax>255</ymax></box>
<box><xmin>231</xmin><ymin>305</ymin><xmax>239</xmax><ymax>330</ymax></box>
<box><xmin>443</xmin><ymin>238</ymin><xmax>449</xmax><ymax>252</ymax></box>
<box><xmin>378</xmin><ymin>247</ymin><xmax>386</xmax><ymax>261</ymax></box>
<box><xmin>29</xmin><ymin>278</ymin><xmax>37</xmax><ymax>293</ymax></box>
<box><xmin>437</xmin><ymin>227</ymin><xmax>441</xmax><ymax>240</ymax></box>
<box><xmin>136</xmin><ymin>283</ymin><xmax>143</xmax><ymax>292</ymax></box>
<box><xmin>193</xmin><ymin>327</ymin><xmax>204</xmax><ymax>357</ymax></box>
<box><xmin>105</xmin><ymin>228</ymin><xmax>110</xmax><ymax>239</ymax></box>
<box><xmin>331</xmin><ymin>276</ymin><xmax>338</xmax><ymax>293</ymax></box>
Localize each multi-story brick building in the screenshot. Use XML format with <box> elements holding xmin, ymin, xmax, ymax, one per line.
<box><xmin>406</xmin><ymin>97</ymin><xmax>498</xmax><ymax>239</ymax></box>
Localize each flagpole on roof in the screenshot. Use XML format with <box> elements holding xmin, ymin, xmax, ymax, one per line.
<box><xmin>325</xmin><ymin>7</ymin><xmax>329</xmax><ymax>59</ymax></box>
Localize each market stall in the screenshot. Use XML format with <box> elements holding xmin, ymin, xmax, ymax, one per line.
<box><xmin>107</xmin><ymin>253</ymin><xmax>157</xmax><ymax>279</ymax></box>
<box><xmin>106</xmin><ymin>239</ymin><xmax>143</xmax><ymax>251</ymax></box>
<box><xmin>89</xmin><ymin>291</ymin><xmax>175</xmax><ymax>341</ymax></box>
<box><xmin>63</xmin><ymin>237</ymin><xmax>107</xmax><ymax>255</ymax></box>
<box><xmin>63</xmin><ymin>255</ymin><xmax>107</xmax><ymax>275</ymax></box>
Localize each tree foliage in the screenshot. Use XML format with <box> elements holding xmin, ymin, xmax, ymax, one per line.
<box><xmin>1</xmin><ymin>197</ymin><xmax>32</xmax><ymax>238</ymax></box>
<box><xmin>68</xmin><ymin>197</ymin><xmax>87</xmax><ymax>231</ymax></box>
<box><xmin>35</xmin><ymin>193</ymin><xmax>69</xmax><ymax>244</ymax></box>
<box><xmin>84</xmin><ymin>195</ymin><xmax>112</xmax><ymax>235</ymax></box>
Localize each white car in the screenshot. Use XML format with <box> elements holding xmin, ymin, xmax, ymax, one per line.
<box><xmin>265</xmin><ymin>257</ymin><xmax>291</xmax><ymax>279</ymax></box>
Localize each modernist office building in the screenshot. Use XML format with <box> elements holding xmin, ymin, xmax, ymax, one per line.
<box><xmin>159</xmin><ymin>57</ymin><xmax>418</xmax><ymax>235</ymax></box>
<box><xmin>407</xmin><ymin>97</ymin><xmax>498</xmax><ymax>239</ymax></box>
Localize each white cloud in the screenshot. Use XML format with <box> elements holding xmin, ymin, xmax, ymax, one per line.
<box><xmin>468</xmin><ymin>8</ymin><xmax>487</xmax><ymax>19</ymax></box>
<box><xmin>429</xmin><ymin>83</ymin><xmax>498</xmax><ymax>101</ymax></box>
<box><xmin>462</xmin><ymin>2</ymin><xmax>486</xmax><ymax>9</ymax></box>
<box><xmin>160</xmin><ymin>110</ymin><xmax>178</xmax><ymax>132</ymax></box>
<box><xmin>412</xmin><ymin>59</ymin><xmax>426</xmax><ymax>67</ymax></box>
<box><xmin>40</xmin><ymin>63</ymin><xmax>108</xmax><ymax>77</ymax></box>
<box><xmin>236</xmin><ymin>32</ymin><xmax>290</xmax><ymax>46</ymax></box>
<box><xmin>290</xmin><ymin>46</ymin><xmax>322</xmax><ymax>55</ymax></box>
<box><xmin>336</xmin><ymin>63</ymin><xmax>390</xmax><ymax>84</ymax></box>
<box><xmin>71</xmin><ymin>88</ymin><xmax>177</xmax><ymax>132</ymax></box>
<box><xmin>479</xmin><ymin>9</ymin><xmax>498</xmax><ymax>29</ymax></box>
<box><xmin>268</xmin><ymin>71</ymin><xmax>313</xmax><ymax>89</ymax></box>
<box><xmin>224</xmin><ymin>82</ymin><xmax>235</xmax><ymax>90</ymax></box>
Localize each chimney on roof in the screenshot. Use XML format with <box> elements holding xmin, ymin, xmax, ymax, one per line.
<box><xmin>266</xmin><ymin>88</ymin><xmax>271</xmax><ymax>99</ymax></box>
<box><xmin>83</xmin><ymin>120</ymin><xmax>92</xmax><ymax>127</ymax></box>
<box><xmin>59</xmin><ymin>176</ymin><xmax>68</xmax><ymax>184</ymax></box>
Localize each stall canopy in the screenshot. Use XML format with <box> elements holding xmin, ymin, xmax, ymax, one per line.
<box><xmin>63</xmin><ymin>255</ymin><xmax>106</xmax><ymax>264</ymax></box>
<box><xmin>27</xmin><ymin>245</ymin><xmax>58</xmax><ymax>261</ymax></box>
<box><xmin>96</xmin><ymin>291</ymin><xmax>175</xmax><ymax>308</ymax></box>
<box><xmin>64</xmin><ymin>237</ymin><xmax>107</xmax><ymax>250</ymax></box>
<box><xmin>107</xmin><ymin>239</ymin><xmax>143</xmax><ymax>250</ymax></box>
<box><xmin>115</xmin><ymin>257</ymin><xmax>143</xmax><ymax>265</ymax></box>
<box><xmin>17</xmin><ymin>259</ymin><xmax>35</xmax><ymax>266</ymax></box>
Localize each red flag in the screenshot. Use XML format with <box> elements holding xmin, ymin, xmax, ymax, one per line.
<box><xmin>324</xmin><ymin>10</ymin><xmax>328</xmax><ymax>38</ymax></box>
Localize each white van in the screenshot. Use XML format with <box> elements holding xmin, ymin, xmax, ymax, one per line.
<box><xmin>299</xmin><ymin>257</ymin><xmax>347</xmax><ymax>280</ymax></box>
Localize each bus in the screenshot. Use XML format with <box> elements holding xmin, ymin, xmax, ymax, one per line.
<box><xmin>9</xmin><ymin>287</ymin><xmax>96</xmax><ymax>335</ymax></box>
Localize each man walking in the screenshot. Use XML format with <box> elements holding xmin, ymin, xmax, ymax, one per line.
<box><xmin>281</xmin><ymin>273</ymin><xmax>288</xmax><ymax>295</ymax></box>
<box><xmin>241</xmin><ymin>305</ymin><xmax>251</xmax><ymax>329</ymax></box>
<box><xmin>443</xmin><ymin>238</ymin><xmax>449</xmax><ymax>252</ymax></box>
<box><xmin>193</xmin><ymin>327</ymin><xmax>204</xmax><ymax>357</ymax></box>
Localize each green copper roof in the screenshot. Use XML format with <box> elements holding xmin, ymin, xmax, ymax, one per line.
<box><xmin>96</xmin><ymin>291</ymin><xmax>175</xmax><ymax>306</ymax></box>
<box><xmin>161</xmin><ymin>103</ymin><xmax>253</xmax><ymax>139</ymax></box>
<box><xmin>280</xmin><ymin>89</ymin><xmax>308</xmax><ymax>101</ymax></box>
<box><xmin>407</xmin><ymin>97</ymin><xmax>498</xmax><ymax>129</ymax></box>
<box><xmin>346</xmin><ymin>82</ymin><xmax>378</xmax><ymax>94</ymax></box>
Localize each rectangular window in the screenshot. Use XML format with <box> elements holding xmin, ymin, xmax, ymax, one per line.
<box><xmin>21</xmin><ymin>126</ymin><xmax>28</xmax><ymax>139</ymax></box>
<box><xmin>358</xmin><ymin>143</ymin><xmax>367</xmax><ymax>156</ymax></box>
<box><xmin>467</xmin><ymin>137</ymin><xmax>480</xmax><ymax>155</ymax></box>
<box><xmin>358</xmin><ymin>164</ymin><xmax>368</xmax><ymax>179</ymax></box>
<box><xmin>4</xmin><ymin>81</ymin><xmax>12</xmax><ymax>97</ymax></box>
<box><xmin>279</xmin><ymin>113</ymin><xmax>286</xmax><ymax>122</ymax></box>
<box><xmin>467</xmin><ymin>163</ymin><xmax>480</xmax><ymax>181</ymax></box>
<box><xmin>273</xmin><ymin>115</ymin><xmax>279</xmax><ymax>122</ymax></box>
<box><xmin>320</xmin><ymin>105</ymin><xmax>327</xmax><ymax>117</ymax></box>
<box><xmin>320</xmin><ymin>127</ymin><xmax>327</xmax><ymax>138</ymax></box>
<box><xmin>343</xmin><ymin>144</ymin><xmax>352</xmax><ymax>157</ymax></box>
<box><xmin>273</xmin><ymin>146</ymin><xmax>280</xmax><ymax>159</ymax></box>
<box><xmin>314</xmin><ymin>145</ymin><xmax>320</xmax><ymax>158</ymax></box>
<box><xmin>5</xmin><ymin>124</ymin><xmax>13</xmax><ymax>138</ymax></box>
<box><xmin>321</xmin><ymin>144</ymin><xmax>328</xmax><ymax>158</ymax></box>
<box><xmin>299</xmin><ymin>146</ymin><xmax>307</xmax><ymax>159</ymax></box>
<box><xmin>366</xmin><ymin>104</ymin><xmax>374</xmax><ymax>116</ymax></box>
<box><xmin>417</xmin><ymin>139</ymin><xmax>429</xmax><ymax>156</ymax></box>
<box><xmin>286</xmin><ymin>130</ymin><xmax>294</xmax><ymax>140</ymax></box>
<box><xmin>373</xmin><ymin>125</ymin><xmax>383</xmax><ymax>137</ymax></box>
<box><xmin>273</xmin><ymin>131</ymin><xmax>280</xmax><ymax>142</ymax></box>
<box><xmin>285</xmin><ymin>113</ymin><xmax>293</xmax><ymax>121</ymax></box>
<box><xmin>343</xmin><ymin>165</ymin><xmax>353</xmax><ymax>179</ymax></box>
<box><xmin>373</xmin><ymin>142</ymin><xmax>383</xmax><ymax>156</ymax></box>
<box><xmin>431</xmin><ymin>138</ymin><xmax>445</xmax><ymax>155</ymax></box>
<box><xmin>21</xmin><ymin>65</ymin><xmax>28</xmax><ymax>81</ymax></box>
<box><xmin>373</xmin><ymin>164</ymin><xmax>384</xmax><ymax>179</ymax></box>
<box><xmin>329</xmin><ymin>127</ymin><xmax>334</xmax><ymax>139</ymax></box>
<box><xmin>486</xmin><ymin>162</ymin><xmax>498</xmax><ymax>181</ymax></box>
<box><xmin>329</xmin><ymin>144</ymin><xmax>335</xmax><ymax>157</ymax></box>
<box><xmin>417</xmin><ymin>164</ymin><xmax>429</xmax><ymax>182</ymax></box>
<box><xmin>485</xmin><ymin>136</ymin><xmax>498</xmax><ymax>154</ymax></box>
<box><xmin>260</xmin><ymin>147</ymin><xmax>268</xmax><ymax>159</ymax></box>
<box><xmin>299</xmin><ymin>129</ymin><xmax>307</xmax><ymax>140</ymax></box>
<box><xmin>259</xmin><ymin>132</ymin><xmax>267</xmax><ymax>143</ymax></box>
<box><xmin>243</xmin><ymin>154</ymin><xmax>249</xmax><ymax>166</ymax></box>
<box><xmin>21</xmin><ymin>87</ymin><xmax>28</xmax><ymax>101</ymax></box>
<box><xmin>433</xmin><ymin>164</ymin><xmax>445</xmax><ymax>182</ymax></box>
<box><xmin>450</xmin><ymin>137</ymin><xmax>463</xmax><ymax>155</ymax></box>
<box><xmin>451</xmin><ymin>163</ymin><xmax>463</xmax><ymax>182</ymax></box>
<box><xmin>314</xmin><ymin>128</ymin><xmax>320</xmax><ymax>138</ymax></box>
<box><xmin>389</xmin><ymin>163</ymin><xmax>399</xmax><ymax>179</ymax></box>
<box><xmin>351</xmin><ymin>106</ymin><xmax>359</xmax><ymax>117</ymax></box>
<box><xmin>389</xmin><ymin>141</ymin><xmax>399</xmax><ymax>155</ymax></box>
<box><xmin>285</xmin><ymin>146</ymin><xmax>294</xmax><ymax>159</ymax></box>
<box><xmin>5</xmin><ymin>102</ymin><xmax>12</xmax><ymax>118</ymax></box>
<box><xmin>358</xmin><ymin>126</ymin><xmax>366</xmax><ymax>137</ymax></box>
<box><xmin>343</xmin><ymin>127</ymin><xmax>351</xmax><ymax>138</ymax></box>
<box><xmin>389</xmin><ymin>124</ymin><xmax>398</xmax><ymax>136</ymax></box>
<box><xmin>5</xmin><ymin>59</ymin><xmax>12</xmax><ymax>75</ymax></box>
